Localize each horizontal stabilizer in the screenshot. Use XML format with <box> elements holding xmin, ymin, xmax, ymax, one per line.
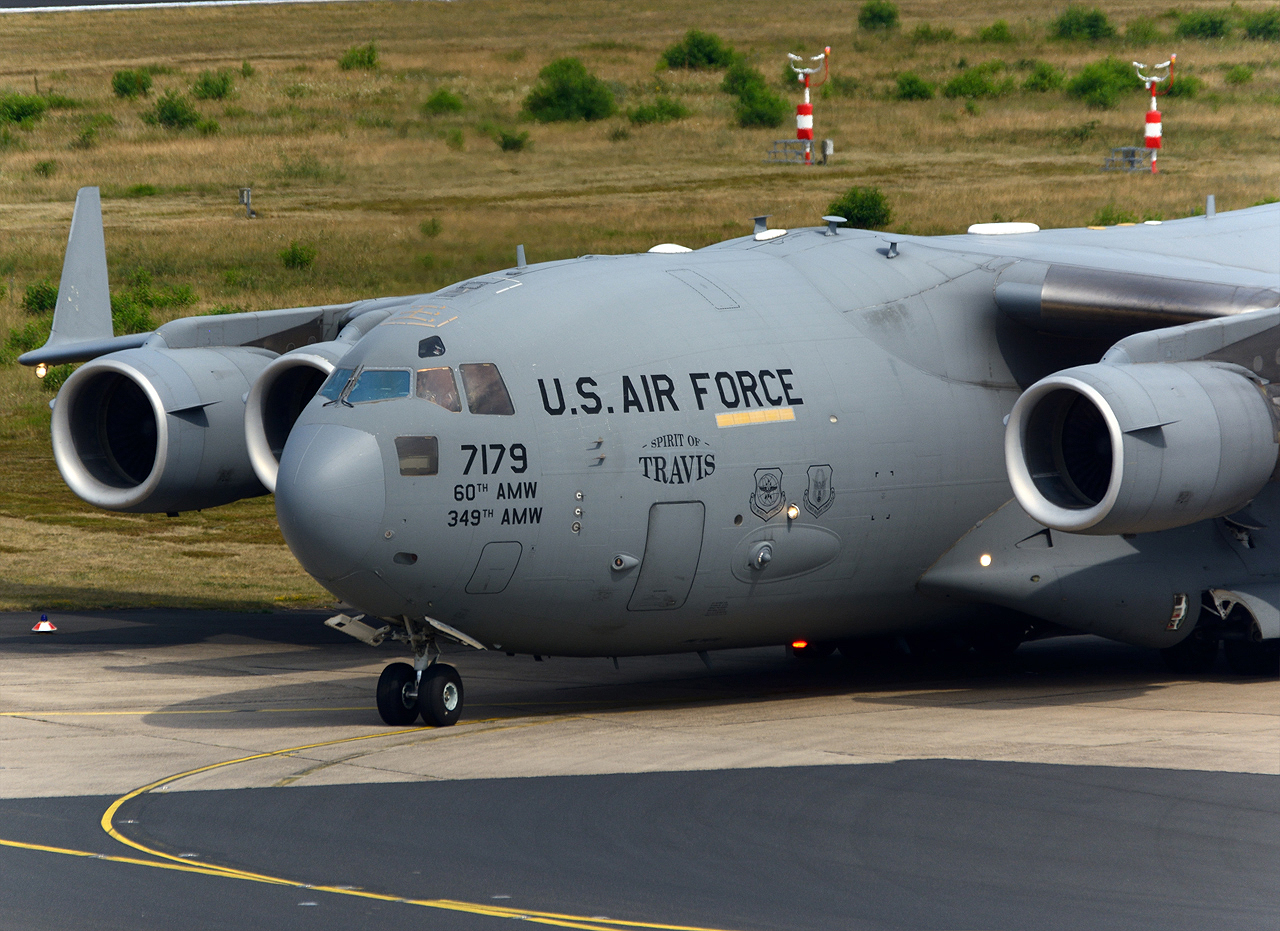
<box><xmin>19</xmin><ymin>331</ymin><xmax>150</xmax><ymax>367</ymax></box>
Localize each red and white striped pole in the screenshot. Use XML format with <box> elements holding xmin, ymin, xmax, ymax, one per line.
<box><xmin>1134</xmin><ymin>55</ymin><xmax>1174</xmax><ymax>175</ymax></box>
<box><xmin>788</xmin><ymin>47</ymin><xmax>829</xmax><ymax>166</ymax></box>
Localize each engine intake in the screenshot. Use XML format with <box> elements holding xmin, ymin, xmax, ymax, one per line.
<box><xmin>51</xmin><ymin>347</ymin><xmax>273</xmax><ymax>512</ymax></box>
<box><xmin>1005</xmin><ymin>362</ymin><xmax>1278</xmax><ymax>534</ymax></box>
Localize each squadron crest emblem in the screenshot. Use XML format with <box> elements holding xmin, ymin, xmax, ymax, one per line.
<box><xmin>804</xmin><ymin>464</ymin><xmax>834</xmax><ymax>517</ymax></box>
<box><xmin>750</xmin><ymin>468</ymin><xmax>785</xmax><ymax>521</ymax></box>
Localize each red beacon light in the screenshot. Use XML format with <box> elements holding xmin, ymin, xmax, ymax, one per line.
<box><xmin>791</xmin><ymin>639</ymin><xmax>810</xmax><ymax>650</ymax></box>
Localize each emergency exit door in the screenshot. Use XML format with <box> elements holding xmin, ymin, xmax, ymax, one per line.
<box><xmin>627</xmin><ymin>502</ymin><xmax>705</xmax><ymax>611</ymax></box>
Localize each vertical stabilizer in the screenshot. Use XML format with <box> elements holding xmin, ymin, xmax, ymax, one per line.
<box><xmin>48</xmin><ymin>186</ymin><xmax>112</xmax><ymax>346</ymax></box>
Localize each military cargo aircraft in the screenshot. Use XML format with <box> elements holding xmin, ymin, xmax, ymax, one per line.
<box><xmin>21</xmin><ymin>188</ymin><xmax>1280</xmax><ymax>725</ymax></box>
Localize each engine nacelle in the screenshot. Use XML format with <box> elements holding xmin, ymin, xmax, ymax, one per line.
<box><xmin>244</xmin><ymin>342</ymin><xmax>347</xmax><ymax>492</ymax></box>
<box><xmin>51</xmin><ymin>347</ymin><xmax>273</xmax><ymax>513</ymax></box>
<box><xmin>1005</xmin><ymin>361</ymin><xmax>1278</xmax><ymax>534</ymax></box>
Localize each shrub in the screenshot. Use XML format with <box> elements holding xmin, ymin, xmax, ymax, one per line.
<box><xmin>1125</xmin><ymin>17</ymin><xmax>1161</xmax><ymax>44</ymax></box>
<box><xmin>110</xmin><ymin>293</ymin><xmax>155</xmax><ymax>335</ymax></box>
<box><xmin>523</xmin><ymin>57</ymin><xmax>616</xmax><ymax>122</ymax></box>
<box><xmin>943</xmin><ymin>62</ymin><xmax>1015</xmax><ymax>99</ymax></box>
<box><xmin>112</xmin><ymin>69</ymin><xmax>152</xmax><ymax>99</ymax></box>
<box><xmin>1225</xmin><ymin>64</ymin><xmax>1254</xmax><ymax>85</ymax></box>
<box><xmin>496</xmin><ymin>128</ymin><xmax>529</xmax><ymax>151</ymax></box>
<box><xmin>191</xmin><ymin>69</ymin><xmax>234</xmax><ymax>101</ymax></box>
<box><xmin>822</xmin><ymin>75</ymin><xmax>860</xmax><ymax>98</ymax></box>
<box><xmin>721</xmin><ymin>60</ymin><xmax>767</xmax><ymax>97</ymax></box>
<box><xmin>858</xmin><ymin>0</ymin><xmax>899</xmax><ymax>31</ymax></box>
<box><xmin>241</xmin><ymin>60</ymin><xmax>256</xmax><ymax>78</ymax></box>
<box><xmin>979</xmin><ymin>20</ymin><xmax>1015</xmax><ymax>43</ymax></box>
<box><xmin>1022</xmin><ymin>61</ymin><xmax>1064</xmax><ymax>92</ymax></box>
<box><xmin>422</xmin><ymin>87</ymin><xmax>464</xmax><ymax>115</ymax></box>
<box><xmin>125</xmin><ymin>183</ymin><xmax>159</xmax><ymax>197</ymax></box>
<box><xmin>197</xmin><ymin>118</ymin><xmax>220</xmax><ymax>135</ymax></box>
<box><xmin>1</xmin><ymin>318</ymin><xmax>52</xmax><ymax>365</ymax></box>
<box><xmin>40</xmin><ymin>363</ymin><xmax>74</xmax><ymax>394</ymax></box>
<box><xmin>1166</xmin><ymin>73</ymin><xmax>1203</xmax><ymax>98</ymax></box>
<box><xmin>894</xmin><ymin>72</ymin><xmax>934</xmax><ymax>100</ymax></box>
<box><xmin>911</xmin><ymin>24</ymin><xmax>956</xmax><ymax>43</ymax></box>
<box><xmin>23</xmin><ymin>280</ymin><xmax>58</xmax><ymax>315</ymax></box>
<box><xmin>0</xmin><ymin>93</ymin><xmax>48</xmax><ymax>124</ymax></box>
<box><xmin>1091</xmin><ymin>203</ymin><xmax>1139</xmax><ymax>226</ymax></box>
<box><xmin>827</xmin><ymin>186</ymin><xmax>892</xmax><ymax>230</ymax></box>
<box><xmin>445</xmin><ymin>127</ymin><xmax>464</xmax><ymax>150</ymax></box>
<box><xmin>1175</xmin><ymin>10</ymin><xmax>1231</xmax><ymax>39</ymax></box>
<box><xmin>339</xmin><ymin>42</ymin><xmax>379</xmax><ymax>71</ymax></box>
<box><xmin>33</xmin><ymin>159</ymin><xmax>56</xmax><ymax>177</ymax></box>
<box><xmin>733</xmin><ymin>85</ymin><xmax>788</xmax><ymax>127</ymax></box>
<box><xmin>1243</xmin><ymin>9</ymin><xmax>1280</xmax><ymax>40</ymax></box>
<box><xmin>1066</xmin><ymin>57</ymin><xmax>1142</xmax><ymax>108</ymax></box>
<box><xmin>628</xmin><ymin>96</ymin><xmax>689</xmax><ymax>125</ymax></box>
<box><xmin>143</xmin><ymin>90</ymin><xmax>201</xmax><ymax>129</ymax></box>
<box><xmin>420</xmin><ymin>217</ymin><xmax>442</xmax><ymax>237</ymax></box>
<box><xmin>279</xmin><ymin>241</ymin><xmax>316</xmax><ymax>270</ymax></box>
<box><xmin>1053</xmin><ymin>6</ymin><xmax>1116</xmax><ymax>40</ymax></box>
<box><xmin>659</xmin><ymin>29</ymin><xmax>736</xmax><ymax>69</ymax></box>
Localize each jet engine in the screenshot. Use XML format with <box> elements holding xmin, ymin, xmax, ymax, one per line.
<box><xmin>51</xmin><ymin>346</ymin><xmax>273</xmax><ymax>513</ymax></box>
<box><xmin>1005</xmin><ymin>361</ymin><xmax>1278</xmax><ymax>535</ymax></box>
<box><xmin>244</xmin><ymin>343</ymin><xmax>345</xmax><ymax>492</ymax></box>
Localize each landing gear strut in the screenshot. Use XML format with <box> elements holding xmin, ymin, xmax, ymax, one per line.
<box><xmin>372</xmin><ymin>617</ymin><xmax>466</xmax><ymax>727</ymax></box>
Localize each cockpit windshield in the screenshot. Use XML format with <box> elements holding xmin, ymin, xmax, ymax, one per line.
<box><xmin>318</xmin><ymin>367</ymin><xmax>354</xmax><ymax>401</ymax></box>
<box><xmin>459</xmin><ymin>363</ymin><xmax>515</xmax><ymax>415</ymax></box>
<box><xmin>345</xmin><ymin>369</ymin><xmax>411</xmax><ymax>404</ymax></box>
<box><xmin>416</xmin><ymin>367</ymin><xmax>462</xmax><ymax>412</ymax></box>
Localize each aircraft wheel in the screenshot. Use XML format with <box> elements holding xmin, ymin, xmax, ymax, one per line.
<box><xmin>1223</xmin><ymin>638</ymin><xmax>1280</xmax><ymax>677</ymax></box>
<box><xmin>376</xmin><ymin>662</ymin><xmax>420</xmax><ymax>726</ymax></box>
<box><xmin>417</xmin><ymin>663</ymin><xmax>464</xmax><ymax>727</ymax></box>
<box><xmin>1160</xmin><ymin>634</ymin><xmax>1219</xmax><ymax>675</ymax></box>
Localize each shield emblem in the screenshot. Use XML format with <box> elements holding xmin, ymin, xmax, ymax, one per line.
<box><xmin>804</xmin><ymin>464</ymin><xmax>834</xmax><ymax>517</ymax></box>
<box><xmin>750</xmin><ymin>468</ymin><xmax>785</xmax><ymax>520</ymax></box>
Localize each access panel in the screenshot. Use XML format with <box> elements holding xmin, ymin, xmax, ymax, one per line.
<box><xmin>628</xmin><ymin>502</ymin><xmax>705</xmax><ymax>611</ymax></box>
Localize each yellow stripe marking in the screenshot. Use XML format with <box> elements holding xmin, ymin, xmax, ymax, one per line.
<box><xmin>715</xmin><ymin>407</ymin><xmax>795</xmax><ymax>428</ymax></box>
<box><xmin>69</xmin><ymin>727</ymin><xmax>738</xmax><ymax>931</ymax></box>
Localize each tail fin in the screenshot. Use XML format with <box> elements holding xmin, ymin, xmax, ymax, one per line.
<box><xmin>48</xmin><ymin>187</ymin><xmax>113</xmax><ymax>346</ymax></box>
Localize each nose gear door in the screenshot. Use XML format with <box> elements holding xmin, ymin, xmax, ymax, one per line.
<box><xmin>627</xmin><ymin>501</ymin><xmax>705</xmax><ymax>611</ymax></box>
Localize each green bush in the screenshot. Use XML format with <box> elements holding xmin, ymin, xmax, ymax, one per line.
<box><xmin>659</xmin><ymin>29</ymin><xmax>736</xmax><ymax>69</ymax></box>
<box><xmin>1175</xmin><ymin>10</ymin><xmax>1231</xmax><ymax>39</ymax></box>
<box><xmin>339</xmin><ymin>42</ymin><xmax>379</xmax><ymax>71</ymax></box>
<box><xmin>523</xmin><ymin>57</ymin><xmax>616</xmax><ymax>122</ymax></box>
<box><xmin>40</xmin><ymin>363</ymin><xmax>74</xmax><ymax>394</ymax></box>
<box><xmin>628</xmin><ymin>96</ymin><xmax>690</xmax><ymax>125</ymax></box>
<box><xmin>33</xmin><ymin>159</ymin><xmax>56</xmax><ymax>177</ymax></box>
<box><xmin>420</xmin><ymin>217</ymin><xmax>442</xmax><ymax>237</ymax></box>
<box><xmin>111</xmin><ymin>70</ymin><xmax>152</xmax><ymax>99</ymax></box>
<box><xmin>827</xmin><ymin>186</ymin><xmax>892</xmax><ymax>230</ymax></box>
<box><xmin>733</xmin><ymin>85</ymin><xmax>788</xmax><ymax>127</ymax></box>
<box><xmin>894</xmin><ymin>72</ymin><xmax>934</xmax><ymax>100</ymax></box>
<box><xmin>1022</xmin><ymin>61</ymin><xmax>1065</xmax><ymax>92</ymax></box>
<box><xmin>110</xmin><ymin>293</ymin><xmax>155</xmax><ymax>336</ymax></box>
<box><xmin>1224</xmin><ymin>64</ymin><xmax>1254</xmax><ymax>85</ymax></box>
<box><xmin>943</xmin><ymin>62</ymin><xmax>1015</xmax><ymax>99</ymax></box>
<box><xmin>1166</xmin><ymin>73</ymin><xmax>1203</xmax><ymax>98</ymax></box>
<box><xmin>191</xmin><ymin>69</ymin><xmax>234</xmax><ymax>100</ymax></box>
<box><xmin>115</xmin><ymin>269</ymin><xmax>197</xmax><ymax>312</ymax></box>
<box><xmin>143</xmin><ymin>90</ymin><xmax>201</xmax><ymax>129</ymax></box>
<box><xmin>911</xmin><ymin>24</ymin><xmax>956</xmax><ymax>43</ymax></box>
<box><xmin>859</xmin><ymin>0</ymin><xmax>899</xmax><ymax>31</ymax></box>
<box><xmin>496</xmin><ymin>128</ymin><xmax>529</xmax><ymax>151</ymax></box>
<box><xmin>197</xmin><ymin>118</ymin><xmax>220</xmax><ymax>135</ymax></box>
<box><xmin>279</xmin><ymin>241</ymin><xmax>317</xmax><ymax>270</ymax></box>
<box><xmin>1053</xmin><ymin>6</ymin><xmax>1116</xmax><ymax>40</ymax></box>
<box><xmin>125</xmin><ymin>183</ymin><xmax>160</xmax><ymax>197</ymax></box>
<box><xmin>979</xmin><ymin>20</ymin><xmax>1015</xmax><ymax>43</ymax></box>
<box><xmin>1092</xmin><ymin>203</ymin><xmax>1139</xmax><ymax>226</ymax></box>
<box><xmin>721</xmin><ymin>60</ymin><xmax>767</xmax><ymax>97</ymax></box>
<box><xmin>1243</xmin><ymin>9</ymin><xmax>1280</xmax><ymax>39</ymax></box>
<box><xmin>241</xmin><ymin>60</ymin><xmax>256</xmax><ymax>78</ymax></box>
<box><xmin>0</xmin><ymin>93</ymin><xmax>48</xmax><ymax>124</ymax></box>
<box><xmin>1066</xmin><ymin>57</ymin><xmax>1143</xmax><ymax>108</ymax></box>
<box><xmin>422</xmin><ymin>87</ymin><xmax>464</xmax><ymax>115</ymax></box>
<box><xmin>1125</xmin><ymin>17</ymin><xmax>1161</xmax><ymax>44</ymax></box>
<box><xmin>1</xmin><ymin>317</ymin><xmax>51</xmax><ymax>365</ymax></box>
<box><xmin>23</xmin><ymin>280</ymin><xmax>58</xmax><ymax>315</ymax></box>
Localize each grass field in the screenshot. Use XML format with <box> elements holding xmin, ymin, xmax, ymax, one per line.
<box><xmin>0</xmin><ymin>0</ymin><xmax>1278</xmax><ymax>610</ymax></box>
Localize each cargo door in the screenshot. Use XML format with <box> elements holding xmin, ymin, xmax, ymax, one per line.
<box><xmin>627</xmin><ymin>502</ymin><xmax>705</xmax><ymax>611</ymax></box>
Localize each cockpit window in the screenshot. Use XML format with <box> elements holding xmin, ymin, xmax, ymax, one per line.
<box><xmin>459</xmin><ymin>363</ymin><xmax>515</xmax><ymax>415</ymax></box>
<box><xmin>318</xmin><ymin>367</ymin><xmax>354</xmax><ymax>401</ymax></box>
<box><xmin>416</xmin><ymin>367</ymin><xmax>462</xmax><ymax>412</ymax></box>
<box><xmin>394</xmin><ymin>436</ymin><xmax>438</xmax><ymax>476</ymax></box>
<box><xmin>346</xmin><ymin>369</ymin><xmax>411</xmax><ymax>404</ymax></box>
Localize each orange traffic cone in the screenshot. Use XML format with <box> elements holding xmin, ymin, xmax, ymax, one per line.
<box><xmin>31</xmin><ymin>614</ymin><xmax>56</xmax><ymax>633</ymax></box>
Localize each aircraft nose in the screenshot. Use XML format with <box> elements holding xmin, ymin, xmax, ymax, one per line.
<box><xmin>276</xmin><ymin>422</ymin><xmax>386</xmax><ymax>581</ymax></box>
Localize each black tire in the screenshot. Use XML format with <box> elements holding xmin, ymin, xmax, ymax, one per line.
<box><xmin>376</xmin><ymin>662</ymin><xmax>419</xmax><ymax>726</ymax></box>
<box><xmin>1160</xmin><ymin>634</ymin><xmax>1219</xmax><ymax>675</ymax></box>
<box><xmin>417</xmin><ymin>663</ymin><xmax>463</xmax><ymax>727</ymax></box>
<box><xmin>1223</xmin><ymin>638</ymin><xmax>1280</xmax><ymax>677</ymax></box>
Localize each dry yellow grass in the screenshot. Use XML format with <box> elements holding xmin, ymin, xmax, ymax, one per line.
<box><xmin>0</xmin><ymin>0</ymin><xmax>1277</xmax><ymax>609</ymax></box>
